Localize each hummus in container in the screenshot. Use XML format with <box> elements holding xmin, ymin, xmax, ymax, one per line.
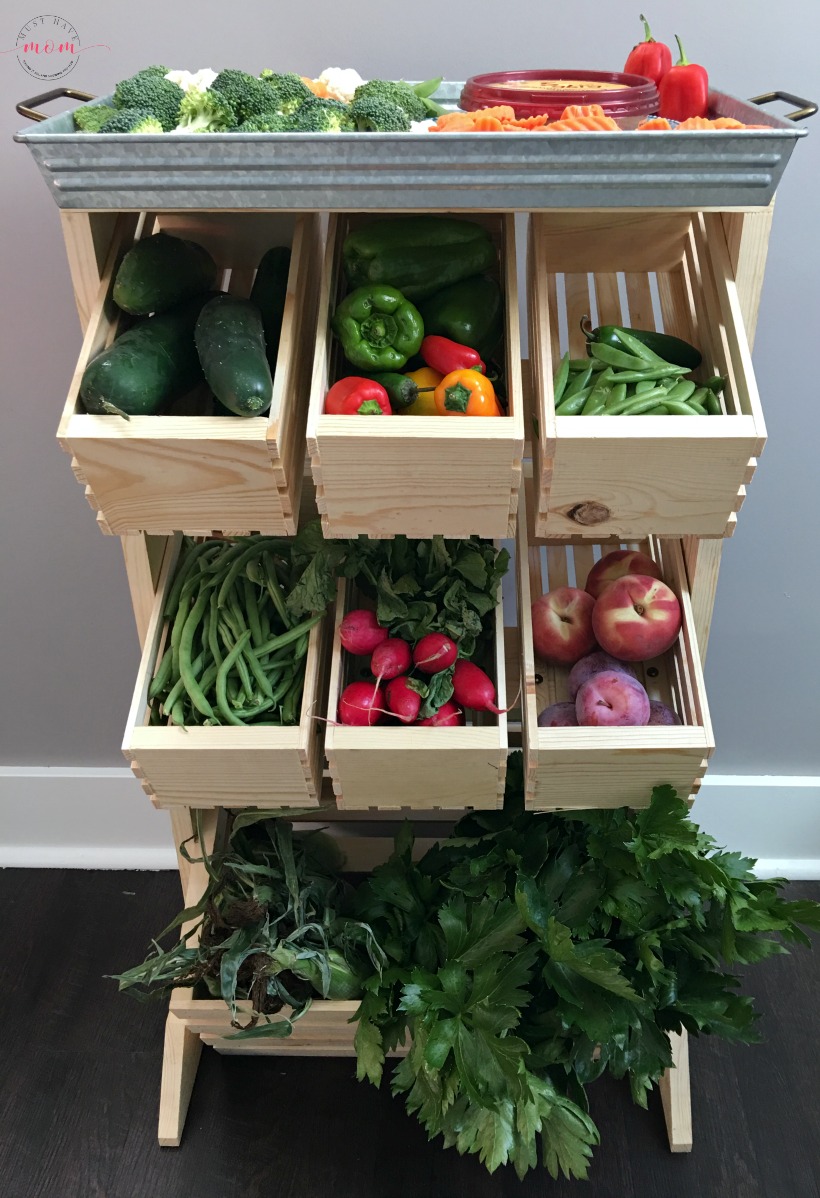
<box><xmin>460</xmin><ymin>70</ymin><xmax>659</xmax><ymax>126</ymax></box>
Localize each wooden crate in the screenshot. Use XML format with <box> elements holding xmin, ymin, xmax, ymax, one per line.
<box><xmin>529</xmin><ymin>211</ymin><xmax>767</xmax><ymax>540</ymax></box>
<box><xmin>517</xmin><ymin>484</ymin><xmax>714</xmax><ymax>809</ymax></box>
<box><xmin>58</xmin><ymin>211</ymin><xmax>321</xmax><ymax>536</ymax></box>
<box><xmin>324</xmin><ymin>578</ymin><xmax>509</xmax><ymax>810</ymax></box>
<box><xmin>306</xmin><ymin>213</ymin><xmax>525</xmax><ymax>539</ymax></box>
<box><xmin>122</xmin><ymin>535</ymin><xmax>330</xmax><ymax>809</ymax></box>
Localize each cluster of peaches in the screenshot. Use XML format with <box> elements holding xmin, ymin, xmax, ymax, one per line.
<box><xmin>531</xmin><ymin>549</ymin><xmax>683</xmax><ymax>728</ymax></box>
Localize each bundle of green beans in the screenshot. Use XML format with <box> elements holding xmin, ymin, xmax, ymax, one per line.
<box><xmin>552</xmin><ymin>326</ymin><xmax>725</xmax><ymax>416</ymax></box>
<box><xmin>148</xmin><ymin>535</ymin><xmax>326</xmax><ymax>728</ymax></box>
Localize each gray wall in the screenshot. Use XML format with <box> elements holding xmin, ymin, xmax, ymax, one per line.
<box><xmin>1</xmin><ymin>0</ymin><xmax>818</xmax><ymax>772</ymax></box>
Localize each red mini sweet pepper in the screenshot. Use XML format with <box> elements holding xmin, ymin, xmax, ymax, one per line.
<box><xmin>623</xmin><ymin>14</ymin><xmax>672</xmax><ymax>87</ymax></box>
<box><xmin>658</xmin><ymin>35</ymin><xmax>709</xmax><ymax>122</ymax></box>
<box><xmin>420</xmin><ymin>335</ymin><xmax>486</xmax><ymax>377</ymax></box>
<box><xmin>324</xmin><ymin>376</ymin><xmax>391</xmax><ymax>415</ymax></box>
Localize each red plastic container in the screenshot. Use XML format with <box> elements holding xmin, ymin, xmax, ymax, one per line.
<box><xmin>460</xmin><ymin>70</ymin><xmax>659</xmax><ymax>128</ymax></box>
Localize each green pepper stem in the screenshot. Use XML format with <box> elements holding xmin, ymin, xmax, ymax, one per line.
<box><xmin>674</xmin><ymin>33</ymin><xmax>689</xmax><ymax>66</ymax></box>
<box><xmin>444</xmin><ymin>381</ymin><xmax>471</xmax><ymax>413</ymax></box>
<box><xmin>640</xmin><ymin>13</ymin><xmax>654</xmax><ymax>42</ymax></box>
<box><xmin>357</xmin><ymin>399</ymin><xmax>385</xmax><ymax>414</ymax></box>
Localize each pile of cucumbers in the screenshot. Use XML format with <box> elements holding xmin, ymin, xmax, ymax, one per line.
<box><xmin>553</xmin><ymin>321</ymin><xmax>725</xmax><ymax>416</ymax></box>
<box><xmin>80</xmin><ymin>231</ymin><xmax>291</xmax><ymax>418</ymax></box>
<box><xmin>148</xmin><ymin>534</ymin><xmax>325</xmax><ymax>728</ymax></box>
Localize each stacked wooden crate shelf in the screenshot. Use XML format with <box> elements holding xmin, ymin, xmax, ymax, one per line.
<box><xmin>54</xmin><ymin>198</ymin><xmax>776</xmax><ymax>1159</ymax></box>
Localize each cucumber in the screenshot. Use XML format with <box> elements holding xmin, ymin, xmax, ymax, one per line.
<box><xmin>80</xmin><ymin>293</ymin><xmax>209</xmax><ymax>416</ymax></box>
<box><xmin>113</xmin><ymin>232</ymin><xmax>217</xmax><ymax>315</ymax></box>
<box><xmin>195</xmin><ymin>295</ymin><xmax>273</xmax><ymax>417</ymax></box>
<box><xmin>249</xmin><ymin>246</ymin><xmax>291</xmax><ymax>369</ymax></box>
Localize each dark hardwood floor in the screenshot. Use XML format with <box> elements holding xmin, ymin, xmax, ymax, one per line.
<box><xmin>0</xmin><ymin>869</ymin><xmax>817</xmax><ymax>1198</ymax></box>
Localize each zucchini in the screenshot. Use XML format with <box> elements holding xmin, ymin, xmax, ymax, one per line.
<box><xmin>195</xmin><ymin>295</ymin><xmax>273</xmax><ymax>417</ymax></box>
<box><xmin>113</xmin><ymin>232</ymin><xmax>217</xmax><ymax>315</ymax></box>
<box><xmin>80</xmin><ymin>293</ymin><xmax>209</xmax><ymax>417</ymax></box>
<box><xmin>249</xmin><ymin>246</ymin><xmax>292</xmax><ymax>369</ymax></box>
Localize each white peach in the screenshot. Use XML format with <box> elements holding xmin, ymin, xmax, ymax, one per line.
<box><xmin>592</xmin><ymin>574</ymin><xmax>682</xmax><ymax>662</ymax></box>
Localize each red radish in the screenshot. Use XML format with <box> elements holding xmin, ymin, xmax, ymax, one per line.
<box><xmin>418</xmin><ymin>700</ymin><xmax>464</xmax><ymax>727</ymax></box>
<box><xmin>452</xmin><ymin>660</ymin><xmax>505</xmax><ymax>714</ymax></box>
<box><xmin>371</xmin><ymin>638</ymin><xmax>412</xmax><ymax>682</ymax></box>
<box><xmin>386</xmin><ymin>676</ymin><xmax>422</xmax><ymax>724</ymax></box>
<box><xmin>338</xmin><ymin>682</ymin><xmax>385</xmax><ymax>726</ymax></box>
<box><xmin>413</xmin><ymin>633</ymin><xmax>458</xmax><ymax>675</ymax></box>
<box><xmin>339</xmin><ymin>610</ymin><xmax>389</xmax><ymax>656</ymax></box>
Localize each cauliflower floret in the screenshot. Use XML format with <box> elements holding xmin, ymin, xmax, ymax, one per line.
<box><xmin>165</xmin><ymin>68</ymin><xmax>218</xmax><ymax>93</ymax></box>
<box><xmin>316</xmin><ymin>67</ymin><xmax>365</xmax><ymax>104</ymax></box>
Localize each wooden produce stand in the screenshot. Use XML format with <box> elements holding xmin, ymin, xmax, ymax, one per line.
<box><xmin>56</xmin><ymin>196</ymin><xmax>774</xmax><ymax>1157</ymax></box>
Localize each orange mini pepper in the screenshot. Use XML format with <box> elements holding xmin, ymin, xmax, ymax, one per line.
<box><xmin>434</xmin><ymin>369</ymin><xmax>502</xmax><ymax>416</ymax></box>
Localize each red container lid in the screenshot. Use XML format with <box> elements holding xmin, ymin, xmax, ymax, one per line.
<box><xmin>460</xmin><ymin>69</ymin><xmax>659</xmax><ymax>122</ymax></box>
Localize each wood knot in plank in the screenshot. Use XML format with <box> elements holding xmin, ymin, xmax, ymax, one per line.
<box><xmin>565</xmin><ymin>502</ymin><xmax>612</xmax><ymax>526</ymax></box>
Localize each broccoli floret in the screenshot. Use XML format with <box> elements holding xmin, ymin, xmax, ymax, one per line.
<box><xmin>209</xmin><ymin>69</ymin><xmax>275</xmax><ymax>123</ymax></box>
<box><xmin>259</xmin><ymin>71</ymin><xmax>314</xmax><ymax>116</ymax></box>
<box><xmin>352</xmin><ymin>79</ymin><xmax>427</xmax><ymax>123</ymax></box>
<box><xmin>113</xmin><ymin>72</ymin><xmax>184</xmax><ymax>130</ymax></box>
<box><xmin>348</xmin><ymin>94</ymin><xmax>410</xmax><ymax>133</ymax></box>
<box><xmin>175</xmin><ymin>87</ymin><xmax>237</xmax><ymax>132</ymax></box>
<box><xmin>99</xmin><ymin>108</ymin><xmax>164</xmax><ymax>134</ymax></box>
<box><xmin>292</xmin><ymin>98</ymin><xmax>354</xmax><ymax>133</ymax></box>
<box><xmin>235</xmin><ymin>112</ymin><xmax>296</xmax><ymax>133</ymax></box>
<box><xmin>73</xmin><ymin>103</ymin><xmax>117</xmax><ymax>133</ymax></box>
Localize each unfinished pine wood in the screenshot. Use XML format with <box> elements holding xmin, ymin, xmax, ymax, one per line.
<box><xmin>306</xmin><ymin>213</ymin><xmax>524</xmax><ymax>539</ymax></box>
<box><xmin>517</xmin><ymin>481</ymin><xmax>714</xmax><ymax>809</ymax></box>
<box><xmin>60</xmin><ymin>210</ymin><xmax>122</xmax><ymax>332</ymax></box>
<box><xmin>659</xmin><ymin>1030</ymin><xmax>693</xmax><ymax>1153</ymax></box>
<box><xmin>324</xmin><ymin>577</ymin><xmax>509</xmax><ymax>810</ymax></box>
<box><xmin>58</xmin><ymin>212</ymin><xmax>320</xmax><ymax>537</ymax></box>
<box><xmin>122</xmin><ymin>535</ymin><xmax>329</xmax><ymax>808</ymax></box>
<box><xmin>529</xmin><ymin>210</ymin><xmax>767</xmax><ymax>540</ymax></box>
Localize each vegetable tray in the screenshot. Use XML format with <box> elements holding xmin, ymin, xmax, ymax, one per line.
<box><xmin>517</xmin><ymin>482</ymin><xmax>714</xmax><ymax>808</ymax></box>
<box><xmin>307</xmin><ymin>211</ymin><xmax>524</xmax><ymax>539</ymax></box>
<box><xmin>324</xmin><ymin>577</ymin><xmax>509</xmax><ymax>810</ymax></box>
<box><xmin>123</xmin><ymin>535</ymin><xmax>331</xmax><ymax>808</ymax></box>
<box><xmin>58</xmin><ymin>210</ymin><xmax>320</xmax><ymax>536</ymax></box>
<box><xmin>528</xmin><ymin>209</ymin><xmax>766</xmax><ymax>539</ymax></box>
<box><xmin>14</xmin><ymin>84</ymin><xmax>807</xmax><ymax>210</ymax></box>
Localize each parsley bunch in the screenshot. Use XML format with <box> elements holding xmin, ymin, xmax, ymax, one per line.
<box><xmin>352</xmin><ymin>759</ymin><xmax>820</xmax><ymax>1179</ymax></box>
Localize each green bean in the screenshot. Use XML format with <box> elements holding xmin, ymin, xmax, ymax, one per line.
<box><xmin>271</xmin><ymin>666</ymin><xmax>297</xmax><ymax>704</ymax></box>
<box><xmin>179</xmin><ymin>591</ymin><xmax>215</xmax><ymax>719</ymax></box>
<box><xmin>161</xmin><ymin>651</ymin><xmax>205</xmax><ymax>717</ymax></box>
<box><xmin>293</xmin><ymin>633</ymin><xmax>310</xmax><ymax>661</ymax></box>
<box><xmin>561</xmin><ymin>363</ymin><xmax>594</xmax><ymax>402</ymax></box>
<box><xmin>149</xmin><ymin>645</ymin><xmax>174</xmax><ymax>700</ymax></box>
<box><xmin>604</xmin><ymin>365</ymin><xmax>688</xmax><ymax>384</ymax></box>
<box><xmin>240</xmin><ymin>698</ymin><xmax>276</xmax><ymax>721</ymax></box>
<box><xmin>208</xmin><ymin>592</ymin><xmax>224</xmax><ymax>671</ymax></box>
<box><xmin>216</xmin><ymin>631</ymin><xmax>253</xmax><ymax>725</ymax></box>
<box><xmin>611</xmin><ymin>327</ymin><xmax>667</xmax><ymax>364</ymax></box>
<box><xmin>242</xmin><ymin>577</ymin><xmax>264</xmax><ymax>649</ymax></box>
<box><xmin>263</xmin><ymin>552</ymin><xmax>292</xmax><ymax>630</ymax></box>
<box><xmin>607</xmin><ymin>388</ymin><xmax>668</xmax><ymax>415</ymax></box>
<box><xmin>589</xmin><ymin>342</ymin><xmax>647</xmax><ymax>371</ymax></box>
<box><xmin>605</xmin><ymin>383</ymin><xmax>627</xmax><ymax>410</ymax></box>
<box><xmin>661</xmin><ymin>400</ymin><xmax>699</xmax><ymax>416</ymax></box>
<box><xmin>218</xmin><ymin>620</ymin><xmax>254</xmax><ymax>700</ymax></box>
<box><xmin>664</xmin><ymin>380</ymin><xmax>697</xmax><ymax>403</ymax></box>
<box><xmin>169</xmin><ymin>700</ymin><xmax>187</xmax><ymax>728</ymax></box>
<box><xmin>553</xmin><ymin>351</ymin><xmax>571</xmax><ymax>406</ymax></box>
<box><xmin>282</xmin><ymin>668</ymin><xmax>305</xmax><ymax>725</ymax></box>
<box><xmin>162</xmin><ymin>539</ymin><xmax>217</xmax><ymax>619</ymax></box>
<box><xmin>242</xmin><ymin>641</ymin><xmax>275</xmax><ymax>701</ymax></box>
<box><xmin>258</xmin><ymin>602</ymin><xmax>271</xmax><ymax>644</ymax></box>
<box><xmin>217</xmin><ymin>540</ymin><xmax>280</xmax><ymax>609</ymax></box>
<box><xmin>255</xmin><ymin>612</ymin><xmax>323</xmax><ymax>657</ymax></box>
<box><xmin>555</xmin><ymin>387</ymin><xmax>592</xmax><ymax>415</ymax></box>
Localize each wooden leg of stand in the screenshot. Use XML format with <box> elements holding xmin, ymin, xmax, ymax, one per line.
<box><xmin>659</xmin><ymin>1030</ymin><xmax>693</xmax><ymax>1153</ymax></box>
<box><xmin>158</xmin><ymin>1007</ymin><xmax>203</xmax><ymax>1147</ymax></box>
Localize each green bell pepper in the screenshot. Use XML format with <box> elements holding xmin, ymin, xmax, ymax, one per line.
<box><xmin>342</xmin><ymin>217</ymin><xmax>496</xmax><ymax>301</ymax></box>
<box><xmin>332</xmin><ymin>285</ymin><xmax>424</xmax><ymax>371</ymax></box>
<box><xmin>419</xmin><ymin>276</ymin><xmax>504</xmax><ymax>359</ymax></box>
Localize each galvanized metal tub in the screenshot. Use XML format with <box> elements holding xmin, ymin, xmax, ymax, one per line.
<box><xmin>14</xmin><ymin>82</ymin><xmax>811</xmax><ymax>211</ymax></box>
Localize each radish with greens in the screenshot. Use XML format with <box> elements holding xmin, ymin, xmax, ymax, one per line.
<box><xmin>413</xmin><ymin>633</ymin><xmax>458</xmax><ymax>675</ymax></box>
<box><xmin>338</xmin><ymin>681</ymin><xmax>386</xmax><ymax>726</ymax></box>
<box><xmin>386</xmin><ymin>677</ymin><xmax>423</xmax><ymax>724</ymax></box>
<box><xmin>418</xmin><ymin>700</ymin><xmax>464</xmax><ymax>727</ymax></box>
<box><xmin>452</xmin><ymin>660</ymin><xmax>505</xmax><ymax>714</ymax></box>
<box><xmin>339</xmin><ymin>609</ymin><xmax>389</xmax><ymax>656</ymax></box>
<box><xmin>371</xmin><ymin>638</ymin><xmax>413</xmax><ymax>682</ymax></box>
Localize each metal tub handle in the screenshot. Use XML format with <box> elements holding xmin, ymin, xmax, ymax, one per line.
<box><xmin>749</xmin><ymin>90</ymin><xmax>817</xmax><ymax>122</ymax></box>
<box><xmin>16</xmin><ymin>87</ymin><xmax>96</xmax><ymax>123</ymax></box>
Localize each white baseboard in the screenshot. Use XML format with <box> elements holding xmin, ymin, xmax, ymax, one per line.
<box><xmin>0</xmin><ymin>766</ymin><xmax>818</xmax><ymax>878</ymax></box>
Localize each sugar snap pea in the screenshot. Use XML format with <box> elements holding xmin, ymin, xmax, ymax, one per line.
<box><xmin>569</xmin><ymin>357</ymin><xmax>607</xmax><ymax>371</ymax></box>
<box><xmin>560</xmin><ymin>363</ymin><xmax>594</xmax><ymax>402</ymax></box>
<box><xmin>553</xmin><ymin>351</ymin><xmax>570</xmax><ymax>406</ymax></box>
<box><xmin>704</xmin><ymin>375</ymin><xmax>727</xmax><ymax>394</ymax></box>
<box><xmin>661</xmin><ymin>400</ymin><xmax>699</xmax><ymax>415</ymax></box>
<box><xmin>605</xmin><ymin>383</ymin><xmax>627</xmax><ymax>410</ymax></box>
<box><xmin>703</xmin><ymin>389</ymin><xmax>722</xmax><ymax>416</ymax></box>
<box><xmin>589</xmin><ymin>342</ymin><xmax>647</xmax><ymax>371</ymax></box>
<box><xmin>556</xmin><ymin>387</ymin><xmax>592</xmax><ymax>415</ymax></box>
<box><xmin>607</xmin><ymin>387</ymin><xmax>668</xmax><ymax>415</ymax></box>
<box><xmin>664</xmin><ymin>380</ymin><xmax>697</xmax><ymax>403</ymax></box>
<box><xmin>610</xmin><ymin>326</ymin><xmax>667</xmax><ymax>365</ymax></box>
<box><xmin>604</xmin><ymin>365</ymin><xmax>688</xmax><ymax>384</ymax></box>
<box><xmin>688</xmin><ymin>399</ymin><xmax>707</xmax><ymax>415</ymax></box>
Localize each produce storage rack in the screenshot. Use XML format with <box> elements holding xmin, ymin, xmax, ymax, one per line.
<box><xmin>49</xmin><ymin>175</ymin><xmax>774</xmax><ymax>1156</ymax></box>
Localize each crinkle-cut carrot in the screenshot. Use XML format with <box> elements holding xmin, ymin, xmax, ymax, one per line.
<box><xmin>676</xmin><ymin>115</ymin><xmax>747</xmax><ymax>130</ymax></box>
<box><xmin>560</xmin><ymin>103</ymin><xmax>607</xmax><ymax>121</ymax></box>
<box><xmin>637</xmin><ymin>117</ymin><xmax>673</xmax><ymax>130</ymax></box>
<box><xmin>469</xmin><ymin>105</ymin><xmax>517</xmax><ymax>121</ymax></box>
<box><xmin>432</xmin><ymin>105</ymin><xmax>516</xmax><ymax>132</ymax></box>
<box><xmin>541</xmin><ymin>114</ymin><xmax>622</xmax><ymax>131</ymax></box>
<box><xmin>470</xmin><ymin>115</ymin><xmax>505</xmax><ymax>131</ymax></box>
<box><xmin>502</xmin><ymin>113</ymin><xmax>551</xmax><ymax>130</ymax></box>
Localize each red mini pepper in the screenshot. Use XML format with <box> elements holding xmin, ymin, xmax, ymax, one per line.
<box><xmin>623</xmin><ymin>14</ymin><xmax>672</xmax><ymax>87</ymax></box>
<box><xmin>420</xmin><ymin>335</ymin><xmax>486</xmax><ymax>377</ymax></box>
<box><xmin>658</xmin><ymin>35</ymin><xmax>709</xmax><ymax>122</ymax></box>
<box><xmin>324</xmin><ymin>376</ymin><xmax>391</xmax><ymax>416</ymax></box>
